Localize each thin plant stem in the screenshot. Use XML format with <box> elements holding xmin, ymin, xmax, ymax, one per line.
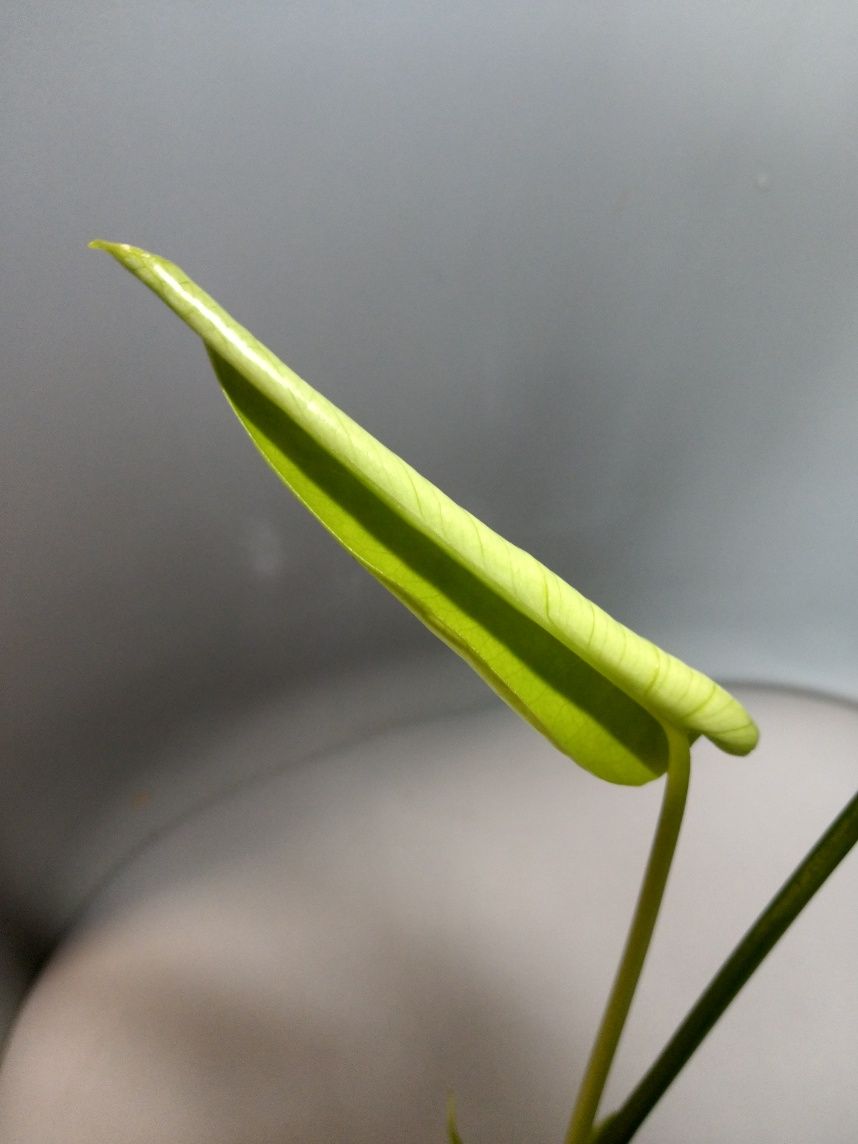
<box><xmin>446</xmin><ymin>1095</ymin><xmax>465</xmax><ymax>1144</ymax></box>
<box><xmin>592</xmin><ymin>787</ymin><xmax>858</xmax><ymax>1144</ymax></box>
<box><xmin>563</xmin><ymin>723</ymin><xmax>691</xmax><ymax>1144</ymax></box>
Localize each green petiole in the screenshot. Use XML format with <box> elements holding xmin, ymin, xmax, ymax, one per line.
<box><xmin>564</xmin><ymin>722</ymin><xmax>691</xmax><ymax>1144</ymax></box>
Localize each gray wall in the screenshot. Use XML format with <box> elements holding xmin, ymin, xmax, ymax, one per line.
<box><xmin>3</xmin><ymin>3</ymin><xmax>857</xmax><ymax>927</ymax></box>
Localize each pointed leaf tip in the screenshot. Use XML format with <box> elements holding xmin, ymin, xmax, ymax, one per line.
<box><xmin>89</xmin><ymin>239</ymin><xmax>131</xmax><ymax>254</ymax></box>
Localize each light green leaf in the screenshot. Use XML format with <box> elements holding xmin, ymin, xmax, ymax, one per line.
<box><xmin>91</xmin><ymin>241</ymin><xmax>758</xmax><ymax>785</ymax></box>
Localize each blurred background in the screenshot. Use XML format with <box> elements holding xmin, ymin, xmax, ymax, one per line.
<box><xmin>1</xmin><ymin>4</ymin><xmax>856</xmax><ymax>1142</ymax></box>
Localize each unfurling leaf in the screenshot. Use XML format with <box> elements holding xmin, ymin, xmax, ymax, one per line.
<box><xmin>92</xmin><ymin>241</ymin><xmax>758</xmax><ymax>785</ymax></box>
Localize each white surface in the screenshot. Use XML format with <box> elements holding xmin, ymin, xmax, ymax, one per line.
<box><xmin>1</xmin><ymin>685</ymin><xmax>855</xmax><ymax>1143</ymax></box>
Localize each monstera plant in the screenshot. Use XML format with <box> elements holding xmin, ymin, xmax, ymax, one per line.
<box><xmin>93</xmin><ymin>241</ymin><xmax>857</xmax><ymax>1144</ymax></box>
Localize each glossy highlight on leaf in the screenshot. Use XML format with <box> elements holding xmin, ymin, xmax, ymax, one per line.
<box><xmin>92</xmin><ymin>241</ymin><xmax>759</xmax><ymax>785</ymax></box>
